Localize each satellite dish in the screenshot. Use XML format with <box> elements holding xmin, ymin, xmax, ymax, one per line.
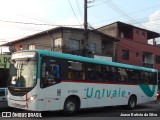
<box><xmin>9</xmin><ymin>46</ymin><xmax>16</xmax><ymax>53</ymax></box>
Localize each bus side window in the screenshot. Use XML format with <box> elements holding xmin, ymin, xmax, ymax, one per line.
<box><xmin>130</xmin><ymin>70</ymin><xmax>140</xmax><ymax>84</ymax></box>
<box><xmin>52</xmin><ymin>65</ymin><xmax>60</xmax><ymax>79</ymax></box>
<box><xmin>103</xmin><ymin>66</ymin><xmax>116</xmax><ymax>82</ymax></box>
<box><xmin>87</xmin><ymin>63</ymin><xmax>103</xmax><ymax>82</ymax></box>
<box><xmin>41</xmin><ymin>57</ymin><xmax>61</xmax><ymax>88</ymax></box>
<box><xmin>67</xmin><ymin>61</ymin><xmax>84</xmax><ymax>80</ymax></box>
<box><xmin>141</xmin><ymin>71</ymin><xmax>149</xmax><ymax>84</ymax></box>
<box><xmin>117</xmin><ymin>68</ymin><xmax>128</xmax><ymax>82</ymax></box>
<box><xmin>149</xmin><ymin>73</ymin><xmax>156</xmax><ymax>85</ymax></box>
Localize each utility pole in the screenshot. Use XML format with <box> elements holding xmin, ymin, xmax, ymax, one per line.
<box><xmin>83</xmin><ymin>0</ymin><xmax>88</xmax><ymax>56</ymax></box>
<box><xmin>84</xmin><ymin>0</ymin><xmax>88</xmax><ymax>42</ymax></box>
<box><xmin>83</xmin><ymin>0</ymin><xmax>93</xmax><ymax>57</ymax></box>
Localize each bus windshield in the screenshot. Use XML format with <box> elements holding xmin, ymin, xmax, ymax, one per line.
<box><xmin>8</xmin><ymin>51</ymin><xmax>38</xmax><ymax>89</ymax></box>
<box><xmin>8</xmin><ymin>59</ymin><xmax>37</xmax><ymax>88</ymax></box>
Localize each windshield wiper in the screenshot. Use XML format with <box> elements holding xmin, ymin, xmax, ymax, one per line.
<box><xmin>19</xmin><ymin>58</ymin><xmax>31</xmax><ymax>71</ymax></box>
<box><xmin>12</xmin><ymin>58</ymin><xmax>31</xmax><ymax>87</ymax></box>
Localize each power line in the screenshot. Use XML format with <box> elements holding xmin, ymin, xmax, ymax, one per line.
<box><xmin>76</xmin><ymin>0</ymin><xmax>83</xmax><ymax>22</ymax></box>
<box><xmin>103</xmin><ymin>0</ymin><xmax>142</xmax><ymax>26</ymax></box>
<box><xmin>89</xmin><ymin>0</ymin><xmax>105</xmax><ymax>7</ymax></box>
<box><xmin>0</xmin><ymin>8</ymin><xmax>56</xmax><ymax>25</ymax></box>
<box><xmin>91</xmin><ymin>1</ymin><xmax>160</xmax><ymax>28</ymax></box>
<box><xmin>0</xmin><ymin>19</ymin><xmax>82</xmax><ymax>27</ymax></box>
<box><xmin>93</xmin><ymin>16</ymin><xmax>160</xmax><ymax>31</ymax></box>
<box><xmin>68</xmin><ymin>0</ymin><xmax>82</xmax><ymax>26</ymax></box>
<box><xmin>0</xmin><ymin>1</ymin><xmax>159</xmax><ymax>31</ymax></box>
<box><xmin>0</xmin><ymin>16</ymin><xmax>160</xmax><ymax>33</ymax></box>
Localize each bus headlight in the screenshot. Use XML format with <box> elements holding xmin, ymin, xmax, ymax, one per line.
<box><xmin>27</xmin><ymin>95</ymin><xmax>37</xmax><ymax>102</ymax></box>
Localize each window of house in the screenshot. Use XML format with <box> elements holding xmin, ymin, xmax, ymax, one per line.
<box><xmin>69</xmin><ymin>39</ymin><xmax>80</xmax><ymax>50</ymax></box>
<box><xmin>20</xmin><ymin>45</ymin><xmax>22</xmax><ymax>50</ymax></box>
<box><xmin>122</xmin><ymin>49</ymin><xmax>129</xmax><ymax>60</ymax></box>
<box><xmin>156</xmin><ymin>55</ymin><xmax>160</xmax><ymax>64</ymax></box>
<box><xmin>120</xmin><ymin>32</ymin><xmax>125</xmax><ymax>38</ymax></box>
<box><xmin>88</xmin><ymin>42</ymin><xmax>96</xmax><ymax>53</ymax></box>
<box><xmin>29</xmin><ymin>45</ymin><xmax>35</xmax><ymax>50</ymax></box>
<box><xmin>54</xmin><ymin>38</ymin><xmax>62</xmax><ymax>47</ymax></box>
<box><xmin>142</xmin><ymin>32</ymin><xmax>146</xmax><ymax>37</ymax></box>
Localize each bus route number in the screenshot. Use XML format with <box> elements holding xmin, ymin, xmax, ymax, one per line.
<box><xmin>68</xmin><ymin>90</ymin><xmax>78</xmax><ymax>93</ymax></box>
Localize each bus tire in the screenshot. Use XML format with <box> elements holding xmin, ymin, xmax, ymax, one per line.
<box><xmin>63</xmin><ymin>97</ymin><xmax>78</xmax><ymax>115</ymax></box>
<box><xmin>128</xmin><ymin>95</ymin><xmax>136</xmax><ymax>110</ymax></box>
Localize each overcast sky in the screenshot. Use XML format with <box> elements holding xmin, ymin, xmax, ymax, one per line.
<box><xmin>0</xmin><ymin>0</ymin><xmax>160</xmax><ymax>52</ymax></box>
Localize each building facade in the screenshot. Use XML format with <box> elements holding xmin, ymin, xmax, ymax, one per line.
<box><xmin>3</xmin><ymin>22</ymin><xmax>160</xmax><ymax>70</ymax></box>
<box><xmin>98</xmin><ymin>21</ymin><xmax>160</xmax><ymax>70</ymax></box>
<box><xmin>3</xmin><ymin>27</ymin><xmax>118</xmax><ymax>61</ymax></box>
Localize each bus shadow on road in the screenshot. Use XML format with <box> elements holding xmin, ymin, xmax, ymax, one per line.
<box><xmin>41</xmin><ymin>105</ymin><xmax>153</xmax><ymax>117</ymax></box>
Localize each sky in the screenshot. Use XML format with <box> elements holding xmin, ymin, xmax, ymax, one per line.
<box><xmin>0</xmin><ymin>0</ymin><xmax>160</xmax><ymax>52</ymax></box>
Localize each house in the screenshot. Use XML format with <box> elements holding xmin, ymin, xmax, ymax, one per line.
<box><xmin>2</xmin><ymin>27</ymin><xmax>118</xmax><ymax>61</ymax></box>
<box><xmin>98</xmin><ymin>21</ymin><xmax>160</xmax><ymax>70</ymax></box>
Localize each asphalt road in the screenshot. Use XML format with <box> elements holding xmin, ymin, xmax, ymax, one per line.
<box><xmin>0</xmin><ymin>102</ymin><xmax>160</xmax><ymax>120</ymax></box>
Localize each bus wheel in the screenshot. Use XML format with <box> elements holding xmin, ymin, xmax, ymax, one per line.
<box><xmin>63</xmin><ymin>97</ymin><xmax>78</xmax><ymax>115</ymax></box>
<box><xmin>128</xmin><ymin>95</ymin><xmax>136</xmax><ymax>110</ymax></box>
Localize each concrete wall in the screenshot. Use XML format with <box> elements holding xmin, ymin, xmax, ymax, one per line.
<box><xmin>98</xmin><ymin>23</ymin><xmax>117</xmax><ymax>37</ymax></box>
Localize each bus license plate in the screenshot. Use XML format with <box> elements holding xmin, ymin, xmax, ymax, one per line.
<box><xmin>13</xmin><ymin>103</ymin><xmax>26</xmax><ymax>108</ymax></box>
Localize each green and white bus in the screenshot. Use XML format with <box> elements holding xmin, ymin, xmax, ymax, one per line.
<box><xmin>7</xmin><ymin>50</ymin><xmax>158</xmax><ymax>114</ymax></box>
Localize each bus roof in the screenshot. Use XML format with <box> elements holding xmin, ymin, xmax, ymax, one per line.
<box><xmin>18</xmin><ymin>50</ymin><xmax>158</xmax><ymax>73</ymax></box>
